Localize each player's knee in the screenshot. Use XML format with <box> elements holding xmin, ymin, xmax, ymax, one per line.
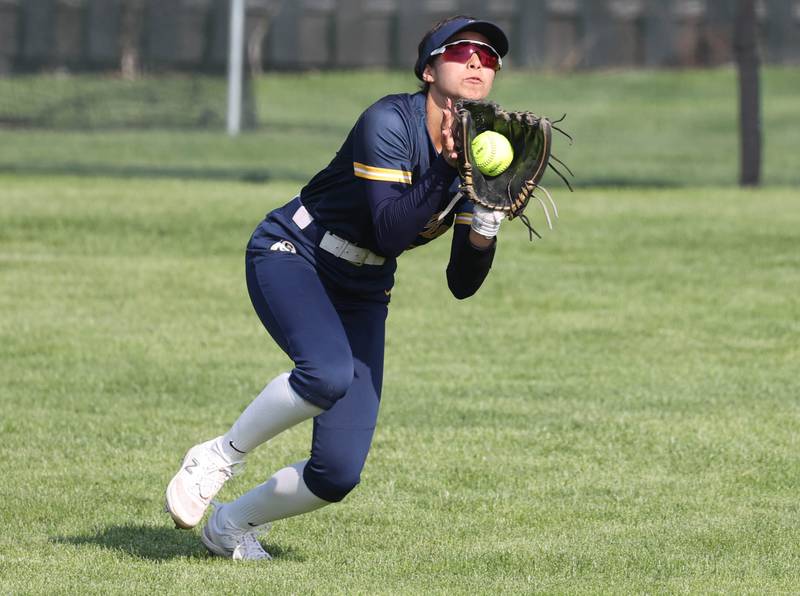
<box><xmin>310</xmin><ymin>358</ymin><xmax>354</xmax><ymax>403</ymax></box>
<box><xmin>294</xmin><ymin>354</ymin><xmax>354</xmax><ymax>407</ymax></box>
<box><xmin>303</xmin><ymin>459</ymin><xmax>362</xmax><ymax>503</ymax></box>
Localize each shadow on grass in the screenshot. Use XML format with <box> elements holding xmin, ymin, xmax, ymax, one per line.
<box><xmin>52</xmin><ymin>523</ymin><xmax>305</xmax><ymax>562</ymax></box>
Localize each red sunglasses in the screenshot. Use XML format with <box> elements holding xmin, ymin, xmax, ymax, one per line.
<box><xmin>429</xmin><ymin>40</ymin><xmax>503</xmax><ymax>71</ymax></box>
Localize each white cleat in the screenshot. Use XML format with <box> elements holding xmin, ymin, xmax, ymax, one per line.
<box><xmin>201</xmin><ymin>503</ymin><xmax>272</xmax><ymax>561</ymax></box>
<box><xmin>165</xmin><ymin>437</ymin><xmax>241</xmax><ymax>529</ymax></box>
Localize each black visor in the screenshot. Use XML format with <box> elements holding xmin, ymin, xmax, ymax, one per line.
<box><xmin>415</xmin><ymin>17</ymin><xmax>509</xmax><ymax>81</ymax></box>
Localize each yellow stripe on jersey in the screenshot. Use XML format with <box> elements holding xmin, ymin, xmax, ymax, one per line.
<box><xmin>353</xmin><ymin>162</ymin><xmax>412</xmax><ymax>184</ymax></box>
<box><xmin>454</xmin><ymin>212</ymin><xmax>473</xmax><ymax>226</ymax></box>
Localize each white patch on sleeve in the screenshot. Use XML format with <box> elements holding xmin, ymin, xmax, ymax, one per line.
<box><xmin>270</xmin><ymin>240</ymin><xmax>297</xmax><ymax>253</ymax></box>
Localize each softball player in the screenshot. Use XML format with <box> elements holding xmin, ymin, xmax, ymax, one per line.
<box><xmin>166</xmin><ymin>15</ymin><xmax>509</xmax><ymax>560</ymax></box>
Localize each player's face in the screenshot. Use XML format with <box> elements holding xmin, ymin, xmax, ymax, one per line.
<box><xmin>424</xmin><ymin>31</ymin><xmax>498</xmax><ymax>101</ymax></box>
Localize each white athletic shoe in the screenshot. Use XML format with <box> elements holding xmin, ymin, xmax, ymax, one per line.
<box><xmin>201</xmin><ymin>503</ymin><xmax>272</xmax><ymax>561</ymax></box>
<box><xmin>165</xmin><ymin>437</ymin><xmax>241</xmax><ymax>529</ymax></box>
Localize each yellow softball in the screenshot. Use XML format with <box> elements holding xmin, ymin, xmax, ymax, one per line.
<box><xmin>471</xmin><ymin>131</ymin><xmax>514</xmax><ymax>177</ymax></box>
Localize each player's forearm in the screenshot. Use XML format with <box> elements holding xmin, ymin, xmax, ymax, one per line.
<box><xmin>368</xmin><ymin>157</ymin><xmax>457</xmax><ymax>257</ymax></box>
<box><xmin>468</xmin><ymin>229</ymin><xmax>494</xmax><ymax>249</ymax></box>
<box><xmin>446</xmin><ymin>225</ymin><xmax>495</xmax><ymax>299</ymax></box>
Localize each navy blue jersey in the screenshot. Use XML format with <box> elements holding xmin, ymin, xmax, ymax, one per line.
<box><xmin>251</xmin><ymin>91</ymin><xmax>496</xmax><ymax>300</ymax></box>
<box><xmin>300</xmin><ymin>92</ymin><xmax>474</xmax><ymax>258</ymax></box>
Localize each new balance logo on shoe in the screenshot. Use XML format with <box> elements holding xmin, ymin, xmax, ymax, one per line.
<box><xmin>166</xmin><ymin>438</ymin><xmax>240</xmax><ymax>529</ymax></box>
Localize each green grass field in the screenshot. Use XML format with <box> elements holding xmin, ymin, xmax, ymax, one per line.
<box><xmin>1</xmin><ymin>68</ymin><xmax>799</xmax><ymax>594</ymax></box>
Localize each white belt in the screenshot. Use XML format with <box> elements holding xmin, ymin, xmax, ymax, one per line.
<box><xmin>292</xmin><ymin>204</ymin><xmax>385</xmax><ymax>267</ymax></box>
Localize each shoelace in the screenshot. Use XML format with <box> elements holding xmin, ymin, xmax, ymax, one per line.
<box><xmin>234</xmin><ymin>531</ymin><xmax>272</xmax><ymax>560</ymax></box>
<box><xmin>207</xmin><ymin>501</ymin><xmax>273</xmax><ymax>561</ymax></box>
<box><xmin>197</xmin><ymin>460</ymin><xmax>244</xmax><ymax>501</ymax></box>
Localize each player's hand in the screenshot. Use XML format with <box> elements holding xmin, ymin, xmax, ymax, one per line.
<box><xmin>441</xmin><ymin>98</ymin><xmax>459</xmax><ymax>168</ymax></box>
<box><xmin>470</xmin><ymin>204</ymin><xmax>506</xmax><ymax>239</ymax></box>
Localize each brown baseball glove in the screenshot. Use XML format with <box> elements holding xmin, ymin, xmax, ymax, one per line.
<box><xmin>454</xmin><ymin>99</ymin><xmax>572</xmax><ymax>239</ymax></box>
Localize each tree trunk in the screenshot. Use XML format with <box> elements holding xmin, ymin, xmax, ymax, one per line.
<box><xmin>734</xmin><ymin>0</ymin><xmax>761</xmax><ymax>186</ymax></box>
<box><xmin>120</xmin><ymin>0</ymin><xmax>147</xmax><ymax>80</ymax></box>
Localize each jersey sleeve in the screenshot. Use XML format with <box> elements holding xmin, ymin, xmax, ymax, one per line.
<box><xmin>352</xmin><ymin>101</ymin><xmax>457</xmax><ymax>258</ymax></box>
<box><xmin>452</xmin><ymin>193</ymin><xmax>475</xmax><ymax>227</ymax></box>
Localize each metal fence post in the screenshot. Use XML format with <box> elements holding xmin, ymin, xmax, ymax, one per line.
<box><xmin>227</xmin><ymin>0</ymin><xmax>245</xmax><ymax>136</ymax></box>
